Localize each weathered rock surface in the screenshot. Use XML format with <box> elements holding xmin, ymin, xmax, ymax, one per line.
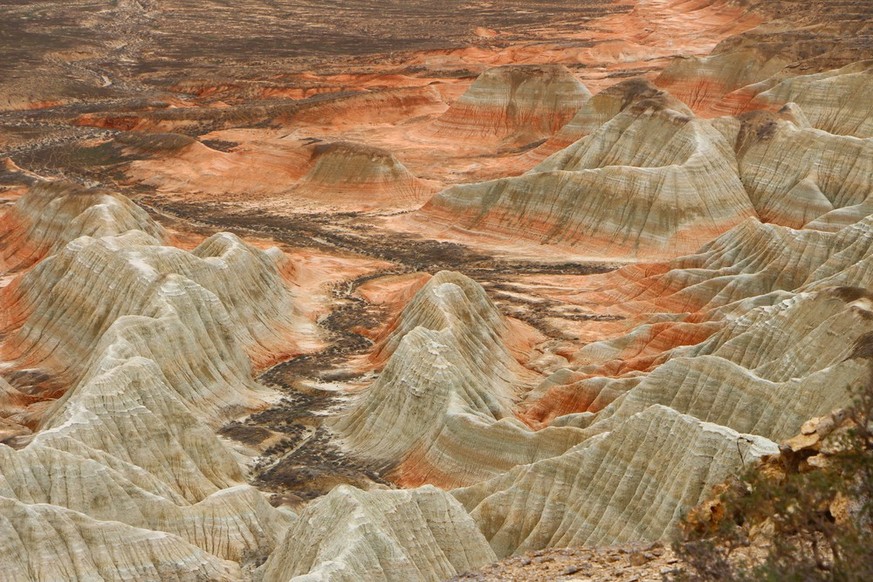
<box><xmin>2</xmin><ymin>223</ymin><xmax>304</xmax><ymax>395</ymax></box>
<box><xmin>261</xmin><ymin>485</ymin><xmax>496</xmax><ymax>582</ymax></box>
<box><xmin>655</xmin><ymin>48</ymin><xmax>790</xmax><ymax>116</ymax></box>
<box><xmin>521</xmin><ymin>78</ymin><xmax>694</xmax><ymax>164</ymax></box>
<box><xmin>421</xmin><ymin>98</ymin><xmax>756</xmax><ymax>258</ymax></box>
<box><xmin>0</xmin><ymin>183</ymin><xmax>298</xmax><ymax>577</ymax></box>
<box><xmin>749</xmin><ymin>62</ymin><xmax>873</xmax><ymax>138</ymax></box>
<box><xmin>429</xmin><ymin>64</ymin><xmax>591</xmax><ymax>146</ymax></box>
<box><xmin>295</xmin><ymin>142</ymin><xmax>435</xmax><ymax>210</ymax></box>
<box><xmin>0</xmin><ymin>496</ymin><xmax>241</xmax><ymax>582</ymax></box>
<box><xmin>725</xmin><ymin>111</ymin><xmax>873</xmax><ymax>229</ymax></box>
<box><xmin>4</xmin><ymin>1</ymin><xmax>873</xmax><ymax>580</ymax></box>
<box><xmin>0</xmin><ymin>181</ymin><xmax>165</xmax><ymax>272</ymax></box>
<box><xmin>331</xmin><ymin>272</ymin><xmax>584</xmax><ymax>488</ymax></box>
<box><xmin>454</xmin><ymin>406</ymin><xmax>778</xmax><ymax>557</ymax></box>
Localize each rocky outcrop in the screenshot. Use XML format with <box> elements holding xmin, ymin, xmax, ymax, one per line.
<box><xmin>454</xmin><ymin>406</ymin><xmax>778</xmax><ymax>557</ymax></box>
<box><xmin>0</xmin><ymin>496</ymin><xmax>241</xmax><ymax>581</ymax></box>
<box><xmin>569</xmin><ymin>213</ymin><xmax>873</xmax><ymax>320</ymax></box>
<box><xmin>429</xmin><ymin>64</ymin><xmax>591</xmax><ymax>146</ymax></box>
<box><xmin>421</xmin><ymin>99</ymin><xmax>756</xmax><ymax>259</ymax></box>
<box><xmin>295</xmin><ymin>142</ymin><xmax>435</xmax><ymax>210</ymax></box>
<box><xmin>0</xmin><ymin>182</ymin><xmax>300</xmax><ymax>577</ymax></box>
<box><xmin>261</xmin><ymin>485</ymin><xmax>496</xmax><ymax>582</ymax></box>
<box><xmin>528</xmin><ymin>283</ymin><xmax>872</xmax><ymax>427</ymax></box>
<box><xmin>1</xmin><ymin>227</ymin><xmax>303</xmax><ymax>397</ymax></box>
<box><xmin>0</xmin><ymin>180</ymin><xmax>165</xmax><ymax>272</ymax></box>
<box><xmin>655</xmin><ymin>48</ymin><xmax>790</xmax><ymax>116</ymax></box>
<box><xmin>5</xmin><ymin>2</ymin><xmax>873</xmax><ymax>579</ymax></box>
<box><xmin>749</xmin><ymin>62</ymin><xmax>873</xmax><ymax>139</ymax></box>
<box><xmin>521</xmin><ymin>78</ymin><xmax>693</xmax><ymax>164</ymax></box>
<box><xmin>720</xmin><ymin>111</ymin><xmax>873</xmax><ymax>230</ymax></box>
<box><xmin>331</xmin><ymin>272</ymin><xmax>584</xmax><ymax>488</ymax></box>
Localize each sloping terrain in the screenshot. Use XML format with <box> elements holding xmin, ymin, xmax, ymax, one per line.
<box><xmin>2</xmin><ymin>0</ymin><xmax>873</xmax><ymax>581</ymax></box>
<box><xmin>418</xmin><ymin>93</ymin><xmax>755</xmax><ymax>258</ymax></box>
<box><xmin>0</xmin><ymin>182</ymin><xmax>302</xmax><ymax>577</ymax></box>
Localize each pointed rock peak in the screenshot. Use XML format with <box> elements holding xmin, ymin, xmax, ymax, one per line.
<box><xmin>602</xmin><ymin>78</ymin><xmax>693</xmax><ymax>117</ymax></box>
<box><xmin>374</xmin><ymin>270</ymin><xmax>507</xmax><ymax>362</ymax></box>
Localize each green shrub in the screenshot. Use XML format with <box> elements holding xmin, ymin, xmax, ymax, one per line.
<box><xmin>671</xmin><ymin>375</ymin><xmax>873</xmax><ymax>581</ymax></box>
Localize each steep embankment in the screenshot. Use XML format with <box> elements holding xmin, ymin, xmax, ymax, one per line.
<box><xmin>419</xmin><ymin>87</ymin><xmax>756</xmax><ymax>259</ymax></box>
<box><xmin>0</xmin><ymin>180</ymin><xmax>305</xmax><ymax>577</ymax></box>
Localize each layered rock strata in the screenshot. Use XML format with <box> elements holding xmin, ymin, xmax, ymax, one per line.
<box><xmin>261</xmin><ymin>485</ymin><xmax>496</xmax><ymax>582</ymax></box>
<box><xmin>295</xmin><ymin>142</ymin><xmax>435</xmax><ymax>210</ymax></box>
<box><xmin>454</xmin><ymin>406</ymin><xmax>778</xmax><ymax>557</ymax></box>
<box><xmin>429</xmin><ymin>64</ymin><xmax>591</xmax><ymax>146</ymax></box>
<box><xmin>0</xmin><ymin>182</ymin><xmax>300</xmax><ymax>578</ymax></box>
<box><xmin>331</xmin><ymin>272</ymin><xmax>585</xmax><ymax>488</ymax></box>
<box><xmin>422</xmin><ymin>96</ymin><xmax>756</xmax><ymax>258</ymax></box>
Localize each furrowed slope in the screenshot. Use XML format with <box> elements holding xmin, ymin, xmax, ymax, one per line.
<box><xmin>0</xmin><ymin>182</ymin><xmax>302</xmax><ymax>577</ymax></box>
<box><xmin>420</xmin><ymin>96</ymin><xmax>756</xmax><ymax>259</ymax></box>
<box><xmin>428</xmin><ymin>64</ymin><xmax>591</xmax><ymax>147</ymax></box>
<box><xmin>330</xmin><ymin>271</ymin><xmax>584</xmax><ymax>489</ymax></box>
<box><xmin>262</xmin><ymin>485</ymin><xmax>495</xmax><ymax>582</ymax></box>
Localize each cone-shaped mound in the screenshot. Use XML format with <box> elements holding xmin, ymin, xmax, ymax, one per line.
<box><xmin>522</xmin><ymin>78</ymin><xmax>694</xmax><ymax>164</ymax></box>
<box><xmin>525</xmin><ymin>215</ymin><xmax>873</xmax><ymax>429</ymax></box>
<box><xmin>654</xmin><ymin>48</ymin><xmax>790</xmax><ymax>116</ymax></box>
<box><xmin>545</xmin><ymin>289</ymin><xmax>871</xmax><ymax>439</ymax></box>
<box><xmin>330</xmin><ymin>271</ymin><xmax>584</xmax><ymax>488</ymax></box>
<box><xmin>429</xmin><ymin>64</ymin><xmax>591</xmax><ymax>146</ymax></box>
<box><xmin>590</xmin><ymin>215</ymin><xmax>873</xmax><ymax>316</ymax></box>
<box><xmin>372</xmin><ymin>270</ymin><xmax>511</xmax><ymax>363</ymax></box>
<box><xmin>262</xmin><ymin>485</ymin><xmax>496</xmax><ymax>582</ymax></box>
<box><xmin>1</xmin><ymin>230</ymin><xmax>302</xmax><ymax>395</ymax></box>
<box><xmin>0</xmin><ymin>183</ymin><xmax>299</xmax><ymax>573</ymax></box>
<box><xmin>295</xmin><ymin>141</ymin><xmax>435</xmax><ymax>210</ymax></box>
<box><xmin>0</xmin><ymin>180</ymin><xmax>165</xmax><ymax>272</ymax></box>
<box><xmin>0</xmin><ymin>496</ymin><xmax>241</xmax><ymax>581</ymax></box>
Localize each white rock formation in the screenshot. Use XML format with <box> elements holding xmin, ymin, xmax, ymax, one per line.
<box><xmin>454</xmin><ymin>405</ymin><xmax>778</xmax><ymax>557</ymax></box>
<box><xmin>723</xmin><ymin>112</ymin><xmax>873</xmax><ymax>229</ymax></box>
<box><xmin>0</xmin><ymin>496</ymin><xmax>241</xmax><ymax>582</ymax></box>
<box><xmin>430</xmin><ymin>64</ymin><xmax>591</xmax><ymax>146</ymax></box>
<box><xmin>0</xmin><ymin>180</ymin><xmax>165</xmax><ymax>271</ymax></box>
<box><xmin>0</xmin><ymin>182</ymin><xmax>299</xmax><ymax>577</ymax></box>
<box><xmin>423</xmin><ymin>100</ymin><xmax>756</xmax><ymax>258</ymax></box>
<box><xmin>751</xmin><ymin>62</ymin><xmax>873</xmax><ymax>138</ymax></box>
<box><xmin>331</xmin><ymin>272</ymin><xmax>584</xmax><ymax>487</ymax></box>
<box><xmin>261</xmin><ymin>485</ymin><xmax>496</xmax><ymax>582</ymax></box>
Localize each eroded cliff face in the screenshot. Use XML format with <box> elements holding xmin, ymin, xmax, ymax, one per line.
<box><xmin>0</xmin><ymin>182</ymin><xmax>300</xmax><ymax>578</ymax></box>
<box><xmin>2</xmin><ymin>0</ymin><xmax>873</xmax><ymax>580</ymax></box>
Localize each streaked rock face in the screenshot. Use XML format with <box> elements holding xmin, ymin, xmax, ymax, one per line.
<box><xmin>331</xmin><ymin>272</ymin><xmax>584</xmax><ymax>488</ymax></box>
<box><xmin>421</xmin><ymin>98</ymin><xmax>755</xmax><ymax>259</ymax></box>
<box><xmin>3</xmin><ymin>0</ymin><xmax>873</xmax><ymax>580</ymax></box>
<box><xmin>654</xmin><ymin>48</ymin><xmax>791</xmax><ymax>116</ymax></box>
<box><xmin>454</xmin><ymin>406</ymin><xmax>779</xmax><ymax>557</ymax></box>
<box><xmin>750</xmin><ymin>63</ymin><xmax>873</xmax><ymax>138</ymax></box>
<box><xmin>0</xmin><ymin>181</ymin><xmax>165</xmax><ymax>272</ymax></box>
<box><xmin>295</xmin><ymin>142</ymin><xmax>436</xmax><ymax>210</ymax></box>
<box><xmin>521</xmin><ymin>78</ymin><xmax>694</xmax><ymax>164</ymax></box>
<box><xmin>730</xmin><ymin>111</ymin><xmax>873</xmax><ymax>229</ymax></box>
<box><xmin>0</xmin><ymin>183</ymin><xmax>298</xmax><ymax>576</ymax></box>
<box><xmin>429</xmin><ymin>64</ymin><xmax>591</xmax><ymax>146</ymax></box>
<box><xmin>0</xmin><ymin>496</ymin><xmax>241</xmax><ymax>581</ymax></box>
<box><xmin>261</xmin><ymin>485</ymin><xmax>496</xmax><ymax>582</ymax></box>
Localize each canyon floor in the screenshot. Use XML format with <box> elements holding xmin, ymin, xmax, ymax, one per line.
<box><xmin>1</xmin><ymin>0</ymin><xmax>872</xmax><ymax>580</ymax></box>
